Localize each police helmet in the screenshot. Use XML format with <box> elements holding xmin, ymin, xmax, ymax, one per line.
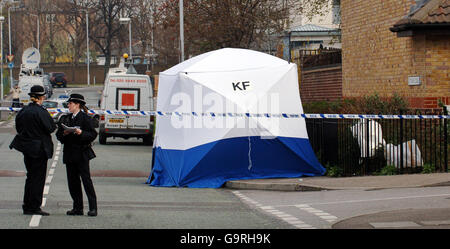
<box><xmin>28</xmin><ymin>85</ymin><xmax>46</xmax><ymax>96</ymax></box>
<box><xmin>67</xmin><ymin>93</ymin><xmax>86</xmax><ymax>105</ymax></box>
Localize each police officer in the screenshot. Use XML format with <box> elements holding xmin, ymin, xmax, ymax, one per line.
<box><xmin>10</xmin><ymin>85</ymin><xmax>56</xmax><ymax>216</ymax></box>
<box><xmin>56</xmin><ymin>93</ymin><xmax>98</xmax><ymax>217</ymax></box>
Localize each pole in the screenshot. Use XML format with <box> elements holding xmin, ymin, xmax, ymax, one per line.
<box><xmin>151</xmin><ymin>0</ymin><xmax>155</xmax><ymax>71</ymax></box>
<box><xmin>444</xmin><ymin>106</ymin><xmax>448</xmax><ymax>172</ymax></box>
<box><xmin>86</xmin><ymin>11</ymin><xmax>90</xmax><ymax>86</ymax></box>
<box><xmin>37</xmin><ymin>14</ymin><xmax>39</xmax><ymax>50</ymax></box>
<box><xmin>1</xmin><ymin>9</ymin><xmax>3</xmax><ymax>101</ymax></box>
<box><xmin>8</xmin><ymin>7</ymin><xmax>12</xmax><ymax>90</ymax></box>
<box><xmin>179</xmin><ymin>0</ymin><xmax>184</xmax><ymax>62</ymax></box>
<box><xmin>129</xmin><ymin>21</ymin><xmax>132</xmax><ymax>62</ymax></box>
<box><xmin>288</xmin><ymin>31</ymin><xmax>292</xmax><ymax>63</ymax></box>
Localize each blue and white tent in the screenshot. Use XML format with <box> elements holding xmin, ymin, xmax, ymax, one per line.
<box><xmin>148</xmin><ymin>48</ymin><xmax>325</xmax><ymax>188</ymax></box>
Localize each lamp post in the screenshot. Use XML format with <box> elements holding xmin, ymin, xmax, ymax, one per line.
<box><xmin>119</xmin><ymin>17</ymin><xmax>132</xmax><ymax>63</ymax></box>
<box><xmin>288</xmin><ymin>31</ymin><xmax>292</xmax><ymax>63</ymax></box>
<box><xmin>8</xmin><ymin>5</ymin><xmax>12</xmax><ymax>92</ymax></box>
<box><xmin>7</xmin><ymin>2</ymin><xmax>19</xmax><ymax>91</ymax></box>
<box><xmin>86</xmin><ymin>10</ymin><xmax>89</xmax><ymax>86</ymax></box>
<box><xmin>179</xmin><ymin>0</ymin><xmax>184</xmax><ymax>62</ymax></box>
<box><xmin>149</xmin><ymin>1</ymin><xmax>155</xmax><ymax>71</ymax></box>
<box><xmin>0</xmin><ymin>15</ymin><xmax>4</xmax><ymax>100</ymax></box>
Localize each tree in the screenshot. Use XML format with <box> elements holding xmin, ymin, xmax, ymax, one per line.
<box><xmin>7</xmin><ymin>0</ymin><xmax>335</xmax><ymax>73</ymax></box>
<box><xmin>86</xmin><ymin>0</ymin><xmax>131</xmax><ymax>76</ymax></box>
<box><xmin>54</xmin><ymin>0</ymin><xmax>90</xmax><ymax>64</ymax></box>
<box><xmin>49</xmin><ymin>0</ymin><xmax>93</xmax><ymax>82</ymax></box>
<box><xmin>298</xmin><ymin>0</ymin><xmax>333</xmax><ymax>21</ymax></box>
<box><xmin>22</xmin><ymin>0</ymin><xmax>69</xmax><ymax>64</ymax></box>
<box><xmin>156</xmin><ymin>0</ymin><xmax>302</xmax><ymax>64</ymax></box>
<box><xmin>129</xmin><ymin>0</ymin><xmax>159</xmax><ymax>70</ymax></box>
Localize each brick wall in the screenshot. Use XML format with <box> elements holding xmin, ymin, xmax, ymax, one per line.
<box><xmin>300</xmin><ymin>66</ymin><xmax>342</xmax><ymax>103</ymax></box>
<box><xmin>341</xmin><ymin>0</ymin><xmax>450</xmax><ymax>109</ymax></box>
<box><xmin>13</xmin><ymin>65</ymin><xmax>108</xmax><ymax>85</ymax></box>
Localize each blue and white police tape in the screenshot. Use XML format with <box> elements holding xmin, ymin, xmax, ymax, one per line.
<box><xmin>1</xmin><ymin>107</ymin><xmax>449</xmax><ymax>119</ymax></box>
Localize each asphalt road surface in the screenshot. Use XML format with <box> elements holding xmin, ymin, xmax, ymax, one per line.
<box><xmin>0</xmin><ymin>87</ymin><xmax>292</xmax><ymax>229</ymax></box>
<box><xmin>231</xmin><ymin>187</ymin><xmax>450</xmax><ymax>229</ymax></box>
<box><xmin>0</xmin><ymin>133</ymin><xmax>292</xmax><ymax>229</ymax></box>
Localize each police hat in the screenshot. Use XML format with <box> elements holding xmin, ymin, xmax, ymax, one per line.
<box><xmin>28</xmin><ymin>85</ymin><xmax>46</xmax><ymax>96</ymax></box>
<box><xmin>67</xmin><ymin>93</ymin><xmax>86</xmax><ymax>105</ymax></box>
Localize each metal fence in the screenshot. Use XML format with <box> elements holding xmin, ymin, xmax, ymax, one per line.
<box><xmin>291</xmin><ymin>48</ymin><xmax>342</xmax><ymax>69</ymax></box>
<box><xmin>306</xmin><ymin>109</ymin><xmax>449</xmax><ymax>176</ymax></box>
<box><xmin>1</xmin><ymin>101</ymin><xmax>448</xmax><ymax>176</ymax></box>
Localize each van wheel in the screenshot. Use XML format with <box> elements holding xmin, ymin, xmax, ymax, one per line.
<box><xmin>99</xmin><ymin>132</ymin><xmax>107</xmax><ymax>145</ymax></box>
<box><xmin>143</xmin><ymin>135</ymin><xmax>153</xmax><ymax>146</ymax></box>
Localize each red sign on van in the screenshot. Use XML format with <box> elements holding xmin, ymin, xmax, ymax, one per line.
<box><xmin>117</xmin><ymin>88</ymin><xmax>139</xmax><ymax>110</ymax></box>
<box><xmin>122</xmin><ymin>93</ymin><xmax>135</xmax><ymax>106</ymax></box>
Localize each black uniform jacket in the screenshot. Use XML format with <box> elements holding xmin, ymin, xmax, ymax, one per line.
<box><xmin>10</xmin><ymin>102</ymin><xmax>57</xmax><ymax>159</ymax></box>
<box><xmin>56</xmin><ymin>111</ymin><xmax>97</xmax><ymax>164</ymax></box>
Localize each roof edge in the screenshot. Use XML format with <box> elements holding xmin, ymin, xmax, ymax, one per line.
<box><xmin>409</xmin><ymin>0</ymin><xmax>442</xmax><ymax>21</ymax></box>
<box><xmin>392</xmin><ymin>0</ymin><xmax>447</xmax><ymax>28</ymax></box>
<box><xmin>390</xmin><ymin>22</ymin><xmax>450</xmax><ymax>32</ymax></box>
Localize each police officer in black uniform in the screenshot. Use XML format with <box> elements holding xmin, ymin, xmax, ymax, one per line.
<box><xmin>10</xmin><ymin>85</ymin><xmax>56</xmax><ymax>216</ymax></box>
<box><xmin>56</xmin><ymin>93</ymin><xmax>98</xmax><ymax>217</ymax></box>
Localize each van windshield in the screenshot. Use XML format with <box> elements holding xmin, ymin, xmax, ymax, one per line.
<box><xmin>42</xmin><ymin>101</ymin><xmax>58</xmax><ymax>108</ymax></box>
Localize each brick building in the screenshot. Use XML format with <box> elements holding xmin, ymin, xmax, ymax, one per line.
<box><xmin>341</xmin><ymin>0</ymin><xmax>450</xmax><ymax>109</ymax></box>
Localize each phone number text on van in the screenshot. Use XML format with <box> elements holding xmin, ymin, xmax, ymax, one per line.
<box><xmin>110</xmin><ymin>78</ymin><xmax>147</xmax><ymax>83</ymax></box>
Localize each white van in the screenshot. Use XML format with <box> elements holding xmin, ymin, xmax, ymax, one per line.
<box><xmin>99</xmin><ymin>66</ymin><xmax>154</xmax><ymax>145</ymax></box>
<box><xmin>18</xmin><ymin>75</ymin><xmax>51</xmax><ymax>106</ymax></box>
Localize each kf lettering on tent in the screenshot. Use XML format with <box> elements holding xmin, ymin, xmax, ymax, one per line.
<box><xmin>232</xmin><ymin>81</ymin><xmax>250</xmax><ymax>91</ymax></box>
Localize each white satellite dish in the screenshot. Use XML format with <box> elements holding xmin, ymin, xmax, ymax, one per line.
<box><xmin>22</xmin><ymin>47</ymin><xmax>41</xmax><ymax>69</ymax></box>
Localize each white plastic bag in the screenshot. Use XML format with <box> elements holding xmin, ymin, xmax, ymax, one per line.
<box><xmin>350</xmin><ymin>119</ymin><xmax>385</xmax><ymax>159</ymax></box>
<box><xmin>384</xmin><ymin>139</ymin><xmax>423</xmax><ymax>168</ymax></box>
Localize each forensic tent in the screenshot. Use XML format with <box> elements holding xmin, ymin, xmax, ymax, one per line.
<box><xmin>147</xmin><ymin>48</ymin><xmax>325</xmax><ymax>188</ymax></box>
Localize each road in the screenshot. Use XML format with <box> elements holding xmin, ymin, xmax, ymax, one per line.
<box><xmin>0</xmin><ymin>86</ymin><xmax>449</xmax><ymax>231</ymax></box>
<box><xmin>0</xmin><ymin>87</ymin><xmax>291</xmax><ymax>230</ymax></box>
<box><xmin>232</xmin><ymin>187</ymin><xmax>450</xmax><ymax>229</ymax></box>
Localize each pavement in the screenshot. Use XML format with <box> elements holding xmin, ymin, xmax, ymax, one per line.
<box><xmin>226</xmin><ymin>173</ymin><xmax>450</xmax><ymax>229</ymax></box>
<box><xmin>0</xmin><ymin>93</ymin><xmax>12</xmax><ymax>121</ymax></box>
<box><xmin>225</xmin><ymin>172</ymin><xmax>450</xmax><ymax>191</ymax></box>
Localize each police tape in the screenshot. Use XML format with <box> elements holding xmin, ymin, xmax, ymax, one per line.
<box><xmin>0</xmin><ymin>107</ymin><xmax>449</xmax><ymax>119</ymax></box>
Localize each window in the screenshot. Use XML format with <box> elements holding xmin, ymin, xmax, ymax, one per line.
<box><xmin>67</xmin><ymin>15</ymin><xmax>77</xmax><ymax>26</ymax></box>
<box><xmin>291</xmin><ymin>40</ymin><xmax>324</xmax><ymax>49</ymax></box>
<box><xmin>46</xmin><ymin>14</ymin><xmax>56</xmax><ymax>23</ymax></box>
<box><xmin>42</xmin><ymin>101</ymin><xmax>58</xmax><ymax>108</ymax></box>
